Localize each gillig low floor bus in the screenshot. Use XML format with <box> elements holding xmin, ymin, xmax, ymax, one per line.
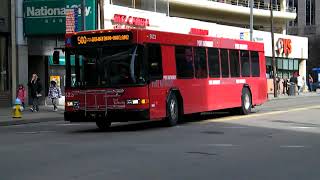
<box><xmin>63</xmin><ymin>29</ymin><xmax>267</xmax><ymax>130</ymax></box>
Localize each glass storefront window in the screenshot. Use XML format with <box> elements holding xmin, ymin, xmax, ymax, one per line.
<box><xmin>277</xmin><ymin>59</ymin><xmax>283</xmax><ymax>69</ymax></box>
<box><xmin>0</xmin><ymin>36</ymin><xmax>8</xmax><ymax>91</ymax></box>
<box><xmin>289</xmin><ymin>59</ymin><xmax>294</xmax><ymax>70</ymax></box>
<box><xmin>294</xmin><ymin>60</ymin><xmax>299</xmax><ymax>70</ymax></box>
<box><xmin>283</xmin><ymin>59</ymin><xmax>289</xmax><ymax>69</ymax></box>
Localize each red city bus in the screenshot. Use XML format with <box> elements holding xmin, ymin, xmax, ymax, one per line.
<box><xmin>63</xmin><ymin>29</ymin><xmax>267</xmax><ymax>130</ymax></box>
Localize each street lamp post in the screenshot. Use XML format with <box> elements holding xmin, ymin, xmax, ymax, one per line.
<box><xmin>270</xmin><ymin>1</ymin><xmax>278</xmax><ymax>97</ymax></box>
<box><xmin>250</xmin><ymin>0</ymin><xmax>253</xmax><ymax>41</ymax></box>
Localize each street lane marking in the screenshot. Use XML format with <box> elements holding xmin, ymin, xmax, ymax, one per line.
<box><xmin>290</xmin><ymin>126</ymin><xmax>314</xmax><ymax>129</ymax></box>
<box><xmin>199</xmin><ymin>105</ymin><xmax>320</xmax><ymax>124</ymax></box>
<box><xmin>280</xmin><ymin>145</ymin><xmax>308</xmax><ymax>148</ymax></box>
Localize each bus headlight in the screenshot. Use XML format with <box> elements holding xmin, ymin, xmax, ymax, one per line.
<box><xmin>66</xmin><ymin>101</ymin><xmax>74</xmax><ymax>106</ymax></box>
<box><xmin>126</xmin><ymin>99</ymin><xmax>149</xmax><ymax>105</ymax></box>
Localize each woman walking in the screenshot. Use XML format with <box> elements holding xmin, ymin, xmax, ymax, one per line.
<box><xmin>48</xmin><ymin>80</ymin><xmax>61</xmax><ymax>111</ymax></box>
<box><xmin>28</xmin><ymin>73</ymin><xmax>42</xmax><ymax>112</ymax></box>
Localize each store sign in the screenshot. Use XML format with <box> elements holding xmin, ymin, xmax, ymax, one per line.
<box><xmin>71</xmin><ymin>32</ymin><xmax>133</xmax><ymax>47</ymax></box>
<box><xmin>23</xmin><ymin>0</ymin><xmax>96</xmax><ymax>35</ymax></box>
<box><xmin>189</xmin><ymin>28</ymin><xmax>208</xmax><ymax>35</ymax></box>
<box><xmin>112</xmin><ymin>14</ymin><xmax>150</xmax><ymax>29</ymax></box>
<box><xmin>276</xmin><ymin>38</ymin><xmax>292</xmax><ymax>57</ymax></box>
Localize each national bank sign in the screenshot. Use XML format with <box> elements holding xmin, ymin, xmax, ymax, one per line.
<box><xmin>23</xmin><ymin>0</ymin><xmax>96</xmax><ymax>35</ymax></box>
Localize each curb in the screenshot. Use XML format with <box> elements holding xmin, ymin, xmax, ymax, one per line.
<box><xmin>0</xmin><ymin>117</ymin><xmax>64</xmax><ymax>127</ymax></box>
<box><xmin>268</xmin><ymin>94</ymin><xmax>319</xmax><ymax>101</ymax></box>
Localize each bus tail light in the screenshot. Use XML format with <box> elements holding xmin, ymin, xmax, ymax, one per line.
<box><xmin>126</xmin><ymin>99</ymin><xmax>149</xmax><ymax>105</ymax></box>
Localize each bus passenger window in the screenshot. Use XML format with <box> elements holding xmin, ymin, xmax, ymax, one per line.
<box><xmin>241</xmin><ymin>50</ymin><xmax>250</xmax><ymax>77</ymax></box>
<box><xmin>208</xmin><ymin>48</ymin><xmax>220</xmax><ymax>78</ymax></box>
<box><xmin>175</xmin><ymin>46</ymin><xmax>194</xmax><ymax>79</ymax></box>
<box><xmin>147</xmin><ymin>44</ymin><xmax>163</xmax><ymax>80</ymax></box>
<box><xmin>220</xmin><ymin>49</ymin><xmax>229</xmax><ymax>78</ymax></box>
<box><xmin>194</xmin><ymin>47</ymin><xmax>207</xmax><ymax>78</ymax></box>
<box><xmin>229</xmin><ymin>50</ymin><xmax>240</xmax><ymax>77</ymax></box>
<box><xmin>251</xmin><ymin>51</ymin><xmax>260</xmax><ymax>77</ymax></box>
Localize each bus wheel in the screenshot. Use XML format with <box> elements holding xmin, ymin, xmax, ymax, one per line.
<box><xmin>96</xmin><ymin>118</ymin><xmax>111</xmax><ymax>131</ymax></box>
<box><xmin>240</xmin><ymin>88</ymin><xmax>252</xmax><ymax>115</ymax></box>
<box><xmin>165</xmin><ymin>93</ymin><xmax>179</xmax><ymax>126</ymax></box>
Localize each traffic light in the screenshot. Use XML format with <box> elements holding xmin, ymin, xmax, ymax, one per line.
<box><xmin>53</xmin><ymin>51</ymin><xmax>60</xmax><ymax>65</ymax></box>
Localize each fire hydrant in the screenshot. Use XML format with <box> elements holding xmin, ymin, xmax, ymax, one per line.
<box><xmin>12</xmin><ymin>98</ymin><xmax>24</xmax><ymax>118</ymax></box>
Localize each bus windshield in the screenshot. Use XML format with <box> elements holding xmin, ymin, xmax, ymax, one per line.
<box><xmin>66</xmin><ymin>45</ymin><xmax>146</xmax><ymax>88</ymax></box>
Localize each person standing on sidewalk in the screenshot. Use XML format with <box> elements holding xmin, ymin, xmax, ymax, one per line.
<box><xmin>16</xmin><ymin>84</ymin><xmax>27</xmax><ymax>109</ymax></box>
<box><xmin>308</xmin><ymin>74</ymin><xmax>314</xmax><ymax>92</ymax></box>
<box><xmin>48</xmin><ymin>80</ymin><xmax>61</xmax><ymax>111</ymax></box>
<box><xmin>28</xmin><ymin>73</ymin><xmax>42</xmax><ymax>112</ymax></box>
<box><xmin>297</xmin><ymin>73</ymin><xmax>303</xmax><ymax>95</ymax></box>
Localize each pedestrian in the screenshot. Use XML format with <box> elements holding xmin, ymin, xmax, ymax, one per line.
<box><xmin>48</xmin><ymin>80</ymin><xmax>61</xmax><ymax>111</ymax></box>
<box><xmin>308</xmin><ymin>74</ymin><xmax>314</xmax><ymax>92</ymax></box>
<box><xmin>16</xmin><ymin>84</ymin><xmax>27</xmax><ymax>109</ymax></box>
<box><xmin>282</xmin><ymin>78</ymin><xmax>288</xmax><ymax>95</ymax></box>
<box><xmin>297</xmin><ymin>73</ymin><xmax>303</xmax><ymax>95</ymax></box>
<box><xmin>28</xmin><ymin>73</ymin><xmax>42</xmax><ymax>112</ymax></box>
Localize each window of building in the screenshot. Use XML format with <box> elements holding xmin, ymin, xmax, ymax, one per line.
<box><xmin>194</xmin><ymin>47</ymin><xmax>207</xmax><ymax>78</ymax></box>
<box><xmin>294</xmin><ymin>0</ymin><xmax>298</xmax><ymax>25</ymax></box>
<box><xmin>293</xmin><ymin>59</ymin><xmax>299</xmax><ymax>70</ymax></box>
<box><xmin>147</xmin><ymin>44</ymin><xmax>163</xmax><ymax>80</ymax></box>
<box><xmin>251</xmin><ymin>51</ymin><xmax>260</xmax><ymax>77</ymax></box>
<box><xmin>220</xmin><ymin>49</ymin><xmax>229</xmax><ymax>78</ymax></box>
<box><xmin>229</xmin><ymin>50</ymin><xmax>240</xmax><ymax>77</ymax></box>
<box><xmin>277</xmin><ymin>59</ymin><xmax>283</xmax><ymax>70</ymax></box>
<box><xmin>306</xmin><ymin>0</ymin><xmax>316</xmax><ymax>26</ymax></box>
<box><xmin>0</xmin><ymin>36</ymin><xmax>8</xmax><ymax>91</ymax></box>
<box><xmin>283</xmin><ymin>59</ymin><xmax>289</xmax><ymax>69</ymax></box>
<box><xmin>175</xmin><ymin>46</ymin><xmax>194</xmax><ymax>79</ymax></box>
<box><xmin>240</xmin><ymin>50</ymin><xmax>250</xmax><ymax>77</ymax></box>
<box><xmin>288</xmin><ymin>59</ymin><xmax>294</xmax><ymax>70</ymax></box>
<box><xmin>208</xmin><ymin>48</ymin><xmax>220</xmax><ymax>78</ymax></box>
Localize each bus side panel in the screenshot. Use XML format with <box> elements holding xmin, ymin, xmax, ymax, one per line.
<box><xmin>249</xmin><ymin>52</ymin><xmax>267</xmax><ymax>106</ymax></box>
<box><xmin>149</xmin><ymin>45</ymin><xmax>175</xmax><ymax>120</ymax></box>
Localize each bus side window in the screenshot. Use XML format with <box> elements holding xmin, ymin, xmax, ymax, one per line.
<box><xmin>194</xmin><ymin>47</ymin><xmax>207</xmax><ymax>78</ymax></box>
<box><xmin>208</xmin><ymin>48</ymin><xmax>220</xmax><ymax>78</ymax></box>
<box><xmin>147</xmin><ymin>44</ymin><xmax>163</xmax><ymax>80</ymax></box>
<box><xmin>229</xmin><ymin>50</ymin><xmax>240</xmax><ymax>77</ymax></box>
<box><xmin>175</xmin><ymin>46</ymin><xmax>194</xmax><ymax>79</ymax></box>
<box><xmin>251</xmin><ymin>51</ymin><xmax>260</xmax><ymax>77</ymax></box>
<box><xmin>220</xmin><ymin>49</ymin><xmax>229</xmax><ymax>78</ymax></box>
<box><xmin>241</xmin><ymin>50</ymin><xmax>250</xmax><ymax>77</ymax></box>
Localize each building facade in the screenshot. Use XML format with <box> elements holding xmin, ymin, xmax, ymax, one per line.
<box><xmin>287</xmin><ymin>0</ymin><xmax>320</xmax><ymax>81</ymax></box>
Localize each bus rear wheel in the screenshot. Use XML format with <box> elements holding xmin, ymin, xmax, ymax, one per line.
<box><xmin>165</xmin><ymin>93</ymin><xmax>179</xmax><ymax>127</ymax></box>
<box><xmin>96</xmin><ymin>118</ymin><xmax>111</xmax><ymax>131</ymax></box>
<box><xmin>240</xmin><ymin>88</ymin><xmax>252</xmax><ymax>115</ymax></box>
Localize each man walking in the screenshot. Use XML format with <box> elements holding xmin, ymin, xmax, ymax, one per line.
<box><xmin>28</xmin><ymin>73</ymin><xmax>42</xmax><ymax>112</ymax></box>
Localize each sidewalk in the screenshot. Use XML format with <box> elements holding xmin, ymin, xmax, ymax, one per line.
<box><xmin>0</xmin><ymin>105</ymin><xmax>64</xmax><ymax>126</ymax></box>
<box><xmin>268</xmin><ymin>91</ymin><xmax>320</xmax><ymax>101</ymax></box>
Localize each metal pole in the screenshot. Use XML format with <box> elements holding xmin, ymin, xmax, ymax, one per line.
<box><xmin>270</xmin><ymin>1</ymin><xmax>277</xmax><ymax>97</ymax></box>
<box><xmin>99</xmin><ymin>0</ymin><xmax>104</xmax><ymax>29</ymax></box>
<box><xmin>81</xmin><ymin>0</ymin><xmax>86</xmax><ymax>31</ymax></box>
<box><xmin>154</xmin><ymin>0</ymin><xmax>156</xmax><ymax>12</ymax></box>
<box><xmin>250</xmin><ymin>0</ymin><xmax>253</xmax><ymax>41</ymax></box>
<box><xmin>167</xmin><ymin>0</ymin><xmax>170</xmax><ymax>16</ymax></box>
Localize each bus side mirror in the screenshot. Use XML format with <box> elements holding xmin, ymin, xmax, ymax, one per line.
<box><xmin>53</xmin><ymin>51</ymin><xmax>60</xmax><ymax>65</ymax></box>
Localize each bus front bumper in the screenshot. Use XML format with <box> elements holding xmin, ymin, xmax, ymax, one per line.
<box><xmin>64</xmin><ymin>109</ymin><xmax>150</xmax><ymax>122</ymax></box>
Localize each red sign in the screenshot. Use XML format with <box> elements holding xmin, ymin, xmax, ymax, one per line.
<box><xmin>276</xmin><ymin>38</ymin><xmax>292</xmax><ymax>57</ymax></box>
<box><xmin>189</xmin><ymin>28</ymin><xmax>209</xmax><ymax>36</ymax></box>
<box><xmin>112</xmin><ymin>14</ymin><xmax>150</xmax><ymax>27</ymax></box>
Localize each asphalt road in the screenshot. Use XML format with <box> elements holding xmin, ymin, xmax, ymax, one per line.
<box><xmin>1</xmin><ymin>96</ymin><xmax>320</xmax><ymax>180</ymax></box>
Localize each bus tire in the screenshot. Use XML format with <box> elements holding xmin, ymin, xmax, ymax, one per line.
<box><xmin>165</xmin><ymin>93</ymin><xmax>179</xmax><ymax>126</ymax></box>
<box><xmin>96</xmin><ymin>118</ymin><xmax>111</xmax><ymax>131</ymax></box>
<box><xmin>240</xmin><ymin>88</ymin><xmax>252</xmax><ymax>115</ymax></box>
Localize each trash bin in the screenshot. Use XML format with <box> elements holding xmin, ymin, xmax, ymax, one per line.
<box><xmin>289</xmin><ymin>83</ymin><xmax>296</xmax><ymax>96</ymax></box>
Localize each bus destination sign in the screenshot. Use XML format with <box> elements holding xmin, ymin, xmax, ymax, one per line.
<box><xmin>71</xmin><ymin>32</ymin><xmax>132</xmax><ymax>47</ymax></box>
